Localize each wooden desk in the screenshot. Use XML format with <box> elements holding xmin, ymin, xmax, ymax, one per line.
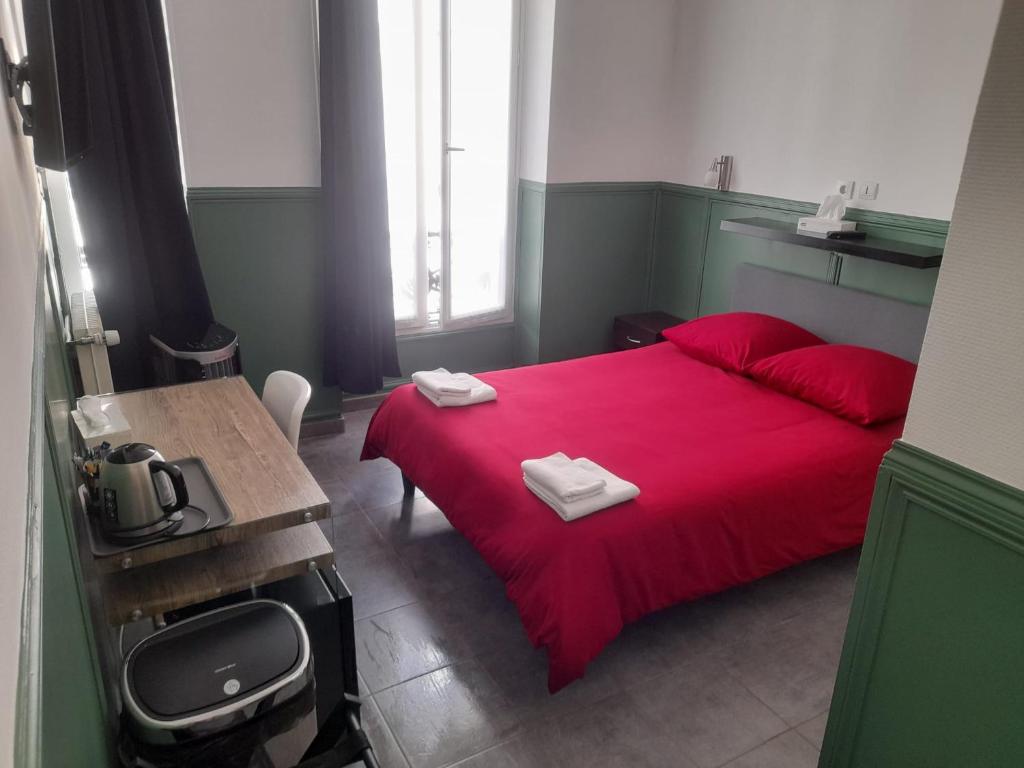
<box><xmin>93</xmin><ymin>377</ymin><xmax>330</xmax><ymax>574</ymax></box>
<box><xmin>89</xmin><ymin>380</ymin><xmax>376</xmax><ymax>766</ymax></box>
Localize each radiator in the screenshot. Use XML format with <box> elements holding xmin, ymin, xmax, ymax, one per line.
<box><xmin>69</xmin><ymin>290</ymin><xmax>118</xmax><ymax>395</ymax></box>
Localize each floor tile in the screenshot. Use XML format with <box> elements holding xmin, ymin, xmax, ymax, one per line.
<box><xmin>721</xmin><ymin>730</ymin><xmax>819</xmax><ymax>768</ymax></box>
<box><xmin>425</xmin><ymin>574</ymin><xmax>526</xmax><ymax>660</ymax></box>
<box><xmin>477</xmin><ymin>630</ymin><xmax>621</xmax><ymax>724</ymax></box>
<box><xmin>401</xmin><ymin>533</ymin><xmax>500</xmax><ymax>600</ymax></box>
<box><xmin>796</xmin><ymin>710</ymin><xmax>830</xmax><ymax>749</ymax></box>
<box><xmin>595</xmin><ymin>602</ymin><xmax>718</xmax><ymax>687</ymax></box>
<box><xmin>689</xmin><ymin>574</ymin><xmax>815</xmax><ymax>653</ymax></box>
<box><xmin>523</xmin><ymin>690</ymin><xmax>700</xmax><ymax>768</ymax></box>
<box><xmin>375</xmin><ymin>660</ymin><xmax>521</xmax><ymax>768</ymax></box>
<box><xmin>341</xmin><ymin>460</ymin><xmax>424</xmax><ymax>511</ymax></box>
<box><xmin>345</xmin><ymin>695</ymin><xmax>410</xmax><ymax>768</ymax></box>
<box><xmin>318</xmin><ymin>478</ymin><xmax>364</xmax><ymax>518</ymax></box>
<box><xmin>447</xmin><ymin>736</ymin><xmax>541</xmax><ymax>768</ymax></box>
<box><xmin>363</xmin><ymin>496</ymin><xmax>456</xmax><ymax>549</ymax></box>
<box><xmin>631</xmin><ymin>660</ymin><xmax>788</xmax><ymax>768</ymax></box>
<box><xmin>356</xmin><ymin>602</ymin><xmax>472</xmax><ymax>693</ymax></box>
<box><xmin>336</xmin><ymin>543</ymin><xmax>423</xmax><ymax>620</ymax></box>
<box><xmin>716</xmin><ymin>601</ymin><xmax>848</xmax><ymax>726</ymax></box>
<box><xmin>321</xmin><ymin>507</ymin><xmax>387</xmax><ymax>558</ymax></box>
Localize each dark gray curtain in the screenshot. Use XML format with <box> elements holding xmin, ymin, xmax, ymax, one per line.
<box><xmin>319</xmin><ymin>0</ymin><xmax>401</xmax><ymax>394</ymax></box>
<box><xmin>68</xmin><ymin>0</ymin><xmax>214</xmax><ymax>391</ymax></box>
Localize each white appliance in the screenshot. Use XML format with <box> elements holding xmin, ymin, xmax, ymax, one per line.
<box><xmin>70</xmin><ymin>289</ymin><xmax>119</xmax><ymax>395</ymax></box>
<box><xmin>796</xmin><ymin>217</ymin><xmax>859</xmax><ymax>235</ymax></box>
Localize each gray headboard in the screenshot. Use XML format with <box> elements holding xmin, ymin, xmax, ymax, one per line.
<box><xmin>731</xmin><ymin>264</ymin><xmax>930</xmax><ymax>362</ymax></box>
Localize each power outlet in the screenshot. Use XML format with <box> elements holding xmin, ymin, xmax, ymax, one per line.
<box><xmin>836</xmin><ymin>180</ymin><xmax>855</xmax><ymax>200</ymax></box>
<box><xmin>859</xmin><ymin>181</ymin><xmax>879</xmax><ymax>201</ymax></box>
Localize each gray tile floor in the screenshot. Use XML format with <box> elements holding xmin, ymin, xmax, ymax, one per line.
<box><xmin>301</xmin><ymin>409</ymin><xmax>857</xmax><ymax>768</ymax></box>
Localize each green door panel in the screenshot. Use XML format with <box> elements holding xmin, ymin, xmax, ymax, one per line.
<box><xmin>823</xmin><ymin>442</ymin><xmax>1024</xmax><ymax>767</ymax></box>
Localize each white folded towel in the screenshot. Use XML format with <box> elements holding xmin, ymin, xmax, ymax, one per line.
<box><xmin>418</xmin><ymin>380</ymin><xmax>497</xmax><ymax>408</ymax></box>
<box><xmin>521</xmin><ymin>452</ymin><xmax>606</xmax><ymax>502</ymax></box>
<box><xmin>412</xmin><ymin>368</ymin><xmax>474</xmax><ymax>396</ymax></box>
<box><xmin>524</xmin><ymin>457</ymin><xmax>639</xmax><ymax>521</ymax></box>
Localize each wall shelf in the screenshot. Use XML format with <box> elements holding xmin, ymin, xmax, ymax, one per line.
<box><xmin>720</xmin><ymin>217</ymin><xmax>943</xmax><ymax>269</ymax></box>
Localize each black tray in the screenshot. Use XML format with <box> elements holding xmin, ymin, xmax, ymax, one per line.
<box><xmin>82</xmin><ymin>456</ymin><xmax>233</xmax><ymax>559</ymax></box>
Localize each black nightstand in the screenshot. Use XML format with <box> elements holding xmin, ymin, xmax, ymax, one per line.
<box><xmin>612</xmin><ymin>311</ymin><xmax>685</xmax><ymax>351</ymax></box>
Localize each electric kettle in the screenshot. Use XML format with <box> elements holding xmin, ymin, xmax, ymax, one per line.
<box><xmin>98</xmin><ymin>443</ymin><xmax>189</xmax><ymax>539</ymax></box>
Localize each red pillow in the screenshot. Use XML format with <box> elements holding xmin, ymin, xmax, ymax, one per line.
<box><xmin>662</xmin><ymin>312</ymin><xmax>824</xmax><ymax>373</ymax></box>
<box><xmin>748</xmin><ymin>344</ymin><xmax>917</xmax><ymax>425</ymax></box>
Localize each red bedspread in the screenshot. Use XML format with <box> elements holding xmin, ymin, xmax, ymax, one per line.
<box><xmin>361</xmin><ymin>342</ymin><xmax>901</xmax><ymax>691</ymax></box>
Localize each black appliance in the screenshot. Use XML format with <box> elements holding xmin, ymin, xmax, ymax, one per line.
<box><xmin>120</xmin><ymin>600</ymin><xmax>314</xmax><ymax>768</ymax></box>
<box><xmin>149</xmin><ymin>321</ymin><xmax>241</xmax><ymax>385</ymax></box>
<box><xmin>1</xmin><ymin>0</ymin><xmax>91</xmax><ymax>169</ymax></box>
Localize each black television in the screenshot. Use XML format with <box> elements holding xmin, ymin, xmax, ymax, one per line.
<box><xmin>1</xmin><ymin>0</ymin><xmax>90</xmax><ymax>170</ymax></box>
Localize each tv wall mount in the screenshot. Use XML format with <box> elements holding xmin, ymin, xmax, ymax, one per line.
<box><xmin>1</xmin><ymin>37</ymin><xmax>34</xmax><ymax>134</ymax></box>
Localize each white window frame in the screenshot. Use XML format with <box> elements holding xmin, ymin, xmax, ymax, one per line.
<box><xmin>393</xmin><ymin>0</ymin><xmax>521</xmax><ymax>337</ymax></box>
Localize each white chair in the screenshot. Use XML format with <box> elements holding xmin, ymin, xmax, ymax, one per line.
<box><xmin>262</xmin><ymin>370</ymin><xmax>312</xmax><ymax>450</ymax></box>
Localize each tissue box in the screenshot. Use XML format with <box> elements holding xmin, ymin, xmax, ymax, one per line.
<box><xmin>797</xmin><ymin>217</ymin><xmax>858</xmax><ymax>235</ymax></box>
<box><xmin>72</xmin><ymin>399</ymin><xmax>132</xmax><ymax>449</ymax></box>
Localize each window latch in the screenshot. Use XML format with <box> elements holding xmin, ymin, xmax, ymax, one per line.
<box><xmin>445</xmin><ymin>144</ymin><xmax>465</xmax><ymax>153</ymax></box>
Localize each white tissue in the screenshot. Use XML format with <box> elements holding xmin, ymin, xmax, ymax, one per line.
<box><xmin>79</xmin><ymin>395</ymin><xmax>109</xmax><ymax>427</ymax></box>
<box><xmin>815</xmin><ymin>193</ymin><xmax>847</xmax><ymax>221</ymax></box>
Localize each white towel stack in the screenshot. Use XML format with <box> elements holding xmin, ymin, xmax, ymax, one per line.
<box><xmin>412</xmin><ymin>368</ymin><xmax>497</xmax><ymax>408</ymax></box>
<box><xmin>521</xmin><ymin>452</ymin><xmax>639</xmax><ymax>521</ymax></box>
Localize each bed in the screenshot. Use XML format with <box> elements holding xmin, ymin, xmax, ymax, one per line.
<box><xmin>360</xmin><ymin>265</ymin><xmax>929</xmax><ymax>691</ymax></box>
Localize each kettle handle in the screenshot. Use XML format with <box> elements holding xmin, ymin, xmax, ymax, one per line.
<box><xmin>149</xmin><ymin>461</ymin><xmax>189</xmax><ymax>513</ymax></box>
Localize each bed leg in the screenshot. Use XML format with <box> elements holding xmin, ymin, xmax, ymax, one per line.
<box><xmin>401</xmin><ymin>473</ymin><xmax>416</xmax><ymax>497</ymax></box>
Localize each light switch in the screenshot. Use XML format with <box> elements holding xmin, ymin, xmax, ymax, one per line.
<box><xmin>860</xmin><ymin>181</ymin><xmax>879</xmax><ymax>200</ymax></box>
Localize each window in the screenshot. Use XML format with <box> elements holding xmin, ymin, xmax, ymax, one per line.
<box><xmin>378</xmin><ymin>0</ymin><xmax>518</xmax><ymax>333</ymax></box>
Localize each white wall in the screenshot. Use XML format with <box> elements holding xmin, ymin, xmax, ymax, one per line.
<box><xmin>160</xmin><ymin>0</ymin><xmax>1000</xmax><ymax>217</ymax></box>
<box><xmin>665</xmin><ymin>0</ymin><xmax>1001</xmax><ymax>219</ymax></box>
<box><xmin>0</xmin><ymin>0</ymin><xmax>42</xmax><ymax>758</ymax></box>
<box><xmin>541</xmin><ymin>0</ymin><xmax>999</xmax><ymax>219</ymax></box>
<box><xmin>517</xmin><ymin>0</ymin><xmax>556</xmax><ymax>182</ymax></box>
<box><xmin>545</xmin><ymin>0</ymin><xmax>678</xmax><ymax>183</ymax></box>
<box><xmin>163</xmin><ymin>0</ymin><xmax>320</xmax><ymax>188</ymax></box>
<box><xmin>903</xmin><ymin>0</ymin><xmax>1024</xmax><ymax>489</ymax></box>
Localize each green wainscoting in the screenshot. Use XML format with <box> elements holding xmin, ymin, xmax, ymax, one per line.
<box><xmin>649</xmin><ymin>188</ymin><xmax>708</xmax><ymax>320</ymax></box>
<box><xmin>30</xmin><ymin>242</ymin><xmax>112</xmax><ymax>766</ymax></box>
<box><xmin>822</xmin><ymin>441</ymin><xmax>1024</xmax><ymax>767</ymax></box>
<box><xmin>537</xmin><ymin>183</ymin><xmax>658</xmax><ymax>362</ymax></box>
<box><xmin>396</xmin><ymin>322</ymin><xmax>516</xmax><ymax>376</ymax></box>
<box><xmin>187</xmin><ymin>188</ymin><xmax>337</xmax><ymax>417</ymax></box>
<box><xmin>514</xmin><ymin>179</ymin><xmax>546</xmax><ymax>366</ymax></box>
<box><xmin>187</xmin><ymin>187</ymin><xmax>519</xmax><ymax>412</ymax></box>
<box><xmin>187</xmin><ymin>183</ymin><xmax>947</xmax><ymax>394</ymax></box>
<box><xmin>526</xmin><ymin>181</ymin><xmax>947</xmax><ymax>364</ymax></box>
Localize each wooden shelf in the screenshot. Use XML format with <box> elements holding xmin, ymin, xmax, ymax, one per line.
<box><xmin>102</xmin><ymin>523</ymin><xmax>334</xmax><ymax>624</ymax></box>
<box><xmin>720</xmin><ymin>217</ymin><xmax>943</xmax><ymax>269</ymax></box>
